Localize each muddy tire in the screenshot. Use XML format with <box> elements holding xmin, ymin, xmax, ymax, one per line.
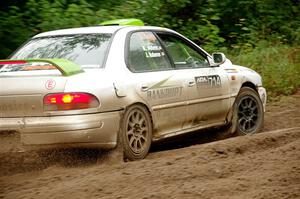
<box><xmin>119</xmin><ymin>104</ymin><xmax>152</xmax><ymax>161</ymax></box>
<box><xmin>233</xmin><ymin>87</ymin><xmax>264</xmax><ymax>136</ymax></box>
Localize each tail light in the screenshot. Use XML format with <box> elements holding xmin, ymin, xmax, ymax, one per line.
<box><xmin>44</xmin><ymin>92</ymin><xmax>100</xmax><ymax>111</ymax></box>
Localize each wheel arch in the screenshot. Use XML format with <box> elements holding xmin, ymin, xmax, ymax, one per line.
<box><xmin>241</xmin><ymin>81</ymin><xmax>258</xmax><ymax>92</ymax></box>
<box><xmin>123</xmin><ymin>102</ymin><xmax>154</xmax><ymax>126</ymax></box>
<box><xmin>226</xmin><ymin>81</ymin><xmax>258</xmax><ymax>125</ymax></box>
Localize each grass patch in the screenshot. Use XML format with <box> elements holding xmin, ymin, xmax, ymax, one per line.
<box><xmin>227</xmin><ymin>42</ymin><xmax>300</xmax><ymax>99</ymax></box>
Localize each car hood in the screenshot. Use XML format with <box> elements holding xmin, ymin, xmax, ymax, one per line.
<box><xmin>220</xmin><ymin>59</ymin><xmax>259</xmax><ymax>74</ymax></box>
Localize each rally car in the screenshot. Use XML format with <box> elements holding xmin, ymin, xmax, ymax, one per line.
<box><xmin>0</xmin><ymin>19</ymin><xmax>266</xmax><ymax>160</ymax></box>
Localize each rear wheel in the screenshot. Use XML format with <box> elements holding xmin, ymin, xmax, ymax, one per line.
<box><xmin>233</xmin><ymin>87</ymin><xmax>264</xmax><ymax>135</ymax></box>
<box><xmin>119</xmin><ymin>104</ymin><xmax>152</xmax><ymax>161</ymax></box>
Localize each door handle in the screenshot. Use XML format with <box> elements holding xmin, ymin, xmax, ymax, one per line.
<box><xmin>141</xmin><ymin>86</ymin><xmax>149</xmax><ymax>92</ymax></box>
<box><xmin>188</xmin><ymin>81</ymin><xmax>195</xmax><ymax>87</ymax></box>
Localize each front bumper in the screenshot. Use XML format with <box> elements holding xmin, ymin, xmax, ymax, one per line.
<box><xmin>0</xmin><ymin>111</ymin><xmax>121</xmax><ymax>149</ymax></box>
<box><xmin>258</xmin><ymin>86</ymin><xmax>267</xmax><ymax>112</ymax></box>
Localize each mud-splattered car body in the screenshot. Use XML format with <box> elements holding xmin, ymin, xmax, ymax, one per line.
<box><xmin>0</xmin><ymin>20</ymin><xmax>266</xmax><ymax>159</ymax></box>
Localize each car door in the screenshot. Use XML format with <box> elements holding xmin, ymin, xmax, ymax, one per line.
<box><xmin>156</xmin><ymin>32</ymin><xmax>231</xmax><ymax>128</ymax></box>
<box><xmin>125</xmin><ymin>31</ymin><xmax>190</xmax><ymax>138</ymax></box>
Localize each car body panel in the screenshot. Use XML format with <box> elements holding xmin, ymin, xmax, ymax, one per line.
<box><xmin>1</xmin><ymin>111</ymin><xmax>120</xmax><ymax>148</ymax></box>
<box><xmin>0</xmin><ymin>70</ymin><xmax>67</xmax><ymax>117</ymax></box>
<box><xmin>183</xmin><ymin>66</ymin><xmax>231</xmax><ymax>128</ymax></box>
<box><xmin>129</xmin><ymin>70</ymin><xmax>188</xmax><ymax>136</ymax></box>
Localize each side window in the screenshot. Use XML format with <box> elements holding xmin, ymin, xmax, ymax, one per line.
<box><xmin>128</xmin><ymin>31</ymin><xmax>172</xmax><ymax>72</ymax></box>
<box><xmin>157</xmin><ymin>33</ymin><xmax>209</xmax><ymax>69</ymax></box>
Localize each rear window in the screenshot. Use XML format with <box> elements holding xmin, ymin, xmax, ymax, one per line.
<box><xmin>8</xmin><ymin>33</ymin><xmax>112</xmax><ymax>71</ymax></box>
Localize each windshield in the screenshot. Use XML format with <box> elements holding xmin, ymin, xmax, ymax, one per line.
<box><xmin>10</xmin><ymin>33</ymin><xmax>112</xmax><ymax>69</ymax></box>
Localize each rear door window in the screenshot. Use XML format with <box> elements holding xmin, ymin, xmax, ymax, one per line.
<box><xmin>127</xmin><ymin>31</ymin><xmax>172</xmax><ymax>72</ymax></box>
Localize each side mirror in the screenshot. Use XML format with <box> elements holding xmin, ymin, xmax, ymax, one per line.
<box><xmin>211</xmin><ymin>52</ymin><xmax>226</xmax><ymax>66</ymax></box>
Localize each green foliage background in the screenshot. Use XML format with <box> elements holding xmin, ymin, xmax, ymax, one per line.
<box><xmin>0</xmin><ymin>0</ymin><xmax>299</xmax><ymax>96</ymax></box>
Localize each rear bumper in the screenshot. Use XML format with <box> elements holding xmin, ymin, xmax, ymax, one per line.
<box><xmin>0</xmin><ymin>111</ymin><xmax>121</xmax><ymax>149</ymax></box>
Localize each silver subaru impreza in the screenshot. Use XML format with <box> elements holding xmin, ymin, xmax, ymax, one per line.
<box><xmin>0</xmin><ymin>19</ymin><xmax>266</xmax><ymax>160</ymax></box>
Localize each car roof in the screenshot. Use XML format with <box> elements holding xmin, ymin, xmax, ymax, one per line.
<box><xmin>33</xmin><ymin>25</ymin><xmax>174</xmax><ymax>38</ymax></box>
<box><xmin>33</xmin><ymin>26</ymin><xmax>124</xmax><ymax>38</ymax></box>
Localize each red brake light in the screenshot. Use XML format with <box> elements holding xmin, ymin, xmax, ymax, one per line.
<box><xmin>44</xmin><ymin>93</ymin><xmax>99</xmax><ymax>111</ymax></box>
<box><xmin>0</xmin><ymin>60</ymin><xmax>28</xmax><ymax>65</ymax></box>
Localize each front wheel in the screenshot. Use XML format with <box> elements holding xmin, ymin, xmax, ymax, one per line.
<box><xmin>233</xmin><ymin>87</ymin><xmax>264</xmax><ymax>135</ymax></box>
<box><xmin>119</xmin><ymin>104</ymin><xmax>152</xmax><ymax>161</ymax></box>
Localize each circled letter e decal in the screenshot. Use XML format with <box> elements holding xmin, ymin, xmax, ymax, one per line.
<box><xmin>45</xmin><ymin>79</ymin><xmax>56</xmax><ymax>90</ymax></box>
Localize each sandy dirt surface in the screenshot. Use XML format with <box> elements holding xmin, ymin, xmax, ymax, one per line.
<box><xmin>0</xmin><ymin>91</ymin><xmax>299</xmax><ymax>199</ymax></box>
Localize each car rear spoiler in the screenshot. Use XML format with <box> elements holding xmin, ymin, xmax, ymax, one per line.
<box><xmin>0</xmin><ymin>59</ymin><xmax>84</xmax><ymax>76</ymax></box>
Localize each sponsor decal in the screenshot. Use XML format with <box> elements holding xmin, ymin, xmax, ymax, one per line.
<box><xmin>147</xmin><ymin>76</ymin><xmax>172</xmax><ymax>90</ymax></box>
<box><xmin>45</xmin><ymin>79</ymin><xmax>56</xmax><ymax>90</ymax></box>
<box><xmin>0</xmin><ymin>103</ymin><xmax>29</xmax><ymax>112</ymax></box>
<box><xmin>195</xmin><ymin>75</ymin><xmax>221</xmax><ymax>87</ymax></box>
<box><xmin>147</xmin><ymin>86</ymin><xmax>183</xmax><ymax>100</ymax></box>
<box><xmin>145</xmin><ymin>76</ymin><xmax>183</xmax><ymax>100</ymax></box>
